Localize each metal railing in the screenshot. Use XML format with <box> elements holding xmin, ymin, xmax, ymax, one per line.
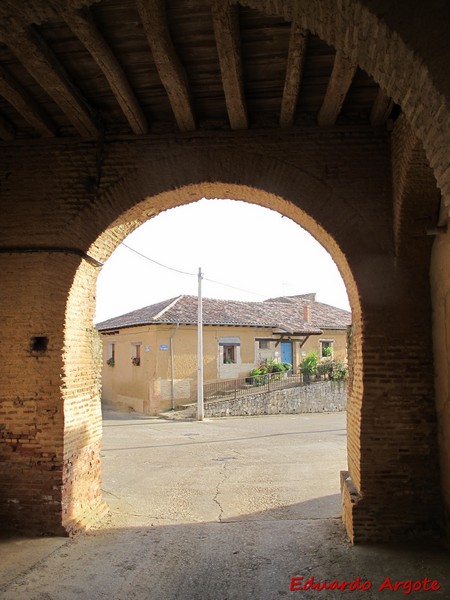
<box><xmin>203</xmin><ymin>372</ymin><xmax>305</xmax><ymax>402</ymax></box>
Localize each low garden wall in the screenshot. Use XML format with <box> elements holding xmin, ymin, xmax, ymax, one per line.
<box><xmin>203</xmin><ymin>380</ymin><xmax>347</xmax><ymax>417</ymax></box>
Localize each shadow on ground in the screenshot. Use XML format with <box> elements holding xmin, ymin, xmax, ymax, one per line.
<box><xmin>0</xmin><ymin>496</ymin><xmax>449</xmax><ymax>600</ymax></box>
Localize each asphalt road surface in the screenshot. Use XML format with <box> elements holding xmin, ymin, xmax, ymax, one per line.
<box><xmin>1</xmin><ymin>411</ymin><xmax>449</xmax><ymax>599</ymax></box>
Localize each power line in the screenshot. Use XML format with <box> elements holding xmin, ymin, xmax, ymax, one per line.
<box><xmin>121</xmin><ymin>242</ymin><xmax>268</xmax><ymax>299</ymax></box>
<box><xmin>121</xmin><ymin>242</ymin><xmax>196</xmax><ymax>276</ymax></box>
<box><xmin>203</xmin><ymin>276</ymin><xmax>266</xmax><ymax>298</ymax></box>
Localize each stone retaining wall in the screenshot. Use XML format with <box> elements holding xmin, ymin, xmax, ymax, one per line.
<box><xmin>203</xmin><ymin>381</ymin><xmax>347</xmax><ymax>418</ymax></box>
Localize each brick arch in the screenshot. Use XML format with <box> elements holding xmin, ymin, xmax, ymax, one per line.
<box><xmin>69</xmin><ymin>147</ymin><xmax>364</xmax><ymax>380</ymax></box>
<box><xmin>64</xmin><ymin>149</ymin><xmax>366</xmax><ymax>534</ymax></box>
<box><xmin>86</xmin><ymin>146</ymin><xmax>366</xmax><ymax>301</ymax></box>
<box><xmin>63</xmin><ymin>131</ymin><xmax>441</xmax><ymax>541</ymax></box>
<box><xmin>75</xmin><ymin>145</ymin><xmax>385</xmax><ymax>262</ymax></box>
<box><xmin>242</xmin><ymin>0</ymin><xmax>450</xmax><ymax>205</ymax></box>
<box><xmin>1</xmin><ymin>0</ymin><xmax>446</xmax><ymax>542</ymax></box>
<box><xmin>59</xmin><ymin>2</ymin><xmax>446</xmax><ymax>540</ymax></box>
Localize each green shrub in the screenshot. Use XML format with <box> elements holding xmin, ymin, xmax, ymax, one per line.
<box><xmin>316</xmin><ymin>359</ymin><xmax>333</xmax><ymax>379</ymax></box>
<box><xmin>300</xmin><ymin>351</ymin><xmax>319</xmax><ymax>375</ymax></box>
<box><xmin>316</xmin><ymin>359</ymin><xmax>348</xmax><ymax>381</ymax></box>
<box><xmin>330</xmin><ymin>360</ymin><xmax>348</xmax><ymax>381</ymax></box>
<box><xmin>249</xmin><ymin>358</ymin><xmax>291</xmax><ymax>384</ymax></box>
<box><xmin>249</xmin><ymin>365</ymin><xmax>268</xmax><ymax>385</ymax></box>
<box><xmin>249</xmin><ymin>366</ymin><xmax>266</xmax><ymax>377</ymax></box>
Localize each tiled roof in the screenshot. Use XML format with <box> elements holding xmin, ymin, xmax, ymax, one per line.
<box><xmin>264</xmin><ymin>294</ymin><xmax>352</xmax><ymax>329</ymax></box>
<box><xmin>95</xmin><ymin>297</ymin><xmax>181</xmax><ymax>331</ymax></box>
<box><xmin>96</xmin><ymin>294</ymin><xmax>351</xmax><ymax>334</ymax></box>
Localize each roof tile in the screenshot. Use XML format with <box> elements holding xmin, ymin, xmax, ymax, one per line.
<box><xmin>96</xmin><ymin>294</ymin><xmax>351</xmax><ymax>334</ymax></box>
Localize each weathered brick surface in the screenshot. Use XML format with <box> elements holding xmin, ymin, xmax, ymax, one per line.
<box><xmin>0</xmin><ymin>255</ymin><xmax>67</xmax><ymax>533</ymax></box>
<box><xmin>1</xmin><ymin>0</ymin><xmax>450</xmax><ymax>543</ymax></box>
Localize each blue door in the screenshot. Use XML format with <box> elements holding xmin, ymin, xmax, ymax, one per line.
<box><xmin>281</xmin><ymin>342</ymin><xmax>293</xmax><ymax>367</ymax></box>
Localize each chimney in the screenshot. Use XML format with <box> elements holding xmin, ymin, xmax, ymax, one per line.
<box><xmin>303</xmin><ymin>304</ymin><xmax>311</xmax><ymax>323</ymax></box>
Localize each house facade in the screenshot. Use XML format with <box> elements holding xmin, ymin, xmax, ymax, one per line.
<box><xmin>97</xmin><ymin>293</ymin><xmax>351</xmax><ymax>415</ymax></box>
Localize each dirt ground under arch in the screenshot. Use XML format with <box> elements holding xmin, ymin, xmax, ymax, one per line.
<box><xmin>1</xmin><ymin>411</ymin><xmax>448</xmax><ymax>599</ymax></box>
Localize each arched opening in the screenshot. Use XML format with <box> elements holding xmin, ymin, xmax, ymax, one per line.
<box><xmin>95</xmin><ymin>198</ymin><xmax>352</xmax><ymax>413</ymax></box>
<box><xmin>94</xmin><ymin>199</ymin><xmax>351</xmax><ymax>323</ymax></box>
<box><xmin>92</xmin><ymin>198</ymin><xmax>353</xmax><ymax>543</ymax></box>
<box><xmin>57</xmin><ymin>2</ymin><xmax>450</xmax><ymax>544</ymax></box>
<box><xmin>0</xmin><ymin>0</ymin><xmax>447</xmax><ymax>547</ymax></box>
<box><xmin>65</xmin><ymin>174</ymin><xmax>362</xmax><ymax>537</ymax></box>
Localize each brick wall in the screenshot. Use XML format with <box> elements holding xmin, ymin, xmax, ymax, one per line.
<box><xmin>1</xmin><ymin>254</ymin><xmax>69</xmax><ymax>533</ymax></box>
<box><xmin>0</xmin><ymin>115</ymin><xmax>444</xmax><ymax>540</ymax></box>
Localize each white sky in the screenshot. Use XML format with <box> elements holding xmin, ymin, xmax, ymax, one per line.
<box><xmin>94</xmin><ymin>199</ymin><xmax>350</xmax><ymax>323</ymax></box>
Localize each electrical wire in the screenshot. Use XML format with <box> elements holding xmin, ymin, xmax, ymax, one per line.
<box><xmin>121</xmin><ymin>242</ymin><xmax>268</xmax><ymax>299</ymax></box>
<box><xmin>121</xmin><ymin>242</ymin><xmax>197</xmax><ymax>276</ymax></box>
<box><xmin>203</xmin><ymin>276</ymin><xmax>266</xmax><ymax>298</ymax></box>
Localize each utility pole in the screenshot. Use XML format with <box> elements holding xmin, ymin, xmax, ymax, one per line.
<box><xmin>197</xmin><ymin>267</ymin><xmax>204</xmax><ymax>421</ymax></box>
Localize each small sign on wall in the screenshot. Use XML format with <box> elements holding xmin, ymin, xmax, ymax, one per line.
<box><xmin>145</xmin><ymin>346</ymin><xmax>150</xmax><ymax>352</ymax></box>
<box><xmin>160</xmin><ymin>344</ymin><xmax>169</xmax><ymax>351</ymax></box>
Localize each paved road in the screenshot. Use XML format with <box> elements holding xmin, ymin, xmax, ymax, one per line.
<box><xmin>101</xmin><ymin>411</ymin><xmax>346</xmax><ymax>526</ymax></box>
<box><xmin>1</xmin><ymin>412</ymin><xmax>449</xmax><ymax>599</ymax></box>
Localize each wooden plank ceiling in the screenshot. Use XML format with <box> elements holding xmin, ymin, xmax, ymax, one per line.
<box><xmin>0</xmin><ymin>0</ymin><xmax>395</xmax><ymax>141</ymax></box>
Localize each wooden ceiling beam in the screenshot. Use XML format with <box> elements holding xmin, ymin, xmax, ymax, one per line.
<box><xmin>0</xmin><ymin>65</ymin><xmax>58</xmax><ymax>137</ymax></box>
<box><xmin>370</xmin><ymin>87</ymin><xmax>394</xmax><ymax>126</ymax></box>
<box><xmin>211</xmin><ymin>0</ymin><xmax>248</xmax><ymax>130</ymax></box>
<box><xmin>2</xmin><ymin>25</ymin><xmax>99</xmax><ymax>137</ymax></box>
<box><xmin>64</xmin><ymin>8</ymin><xmax>148</xmax><ymax>135</ymax></box>
<box><xmin>136</xmin><ymin>0</ymin><xmax>195</xmax><ymax>132</ymax></box>
<box><xmin>280</xmin><ymin>17</ymin><xmax>308</xmax><ymax>128</ymax></box>
<box><xmin>317</xmin><ymin>50</ymin><xmax>357</xmax><ymax>127</ymax></box>
<box><xmin>0</xmin><ymin>112</ymin><xmax>15</xmax><ymax>141</ymax></box>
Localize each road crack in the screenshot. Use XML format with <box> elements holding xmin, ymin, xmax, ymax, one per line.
<box><xmin>212</xmin><ymin>461</ymin><xmax>229</xmax><ymax>522</ymax></box>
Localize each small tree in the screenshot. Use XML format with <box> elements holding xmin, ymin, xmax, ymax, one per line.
<box><xmin>300</xmin><ymin>351</ymin><xmax>319</xmax><ymax>381</ymax></box>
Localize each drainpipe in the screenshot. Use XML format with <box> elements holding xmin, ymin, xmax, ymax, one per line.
<box><xmin>170</xmin><ymin>323</ymin><xmax>180</xmax><ymax>410</ymax></box>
